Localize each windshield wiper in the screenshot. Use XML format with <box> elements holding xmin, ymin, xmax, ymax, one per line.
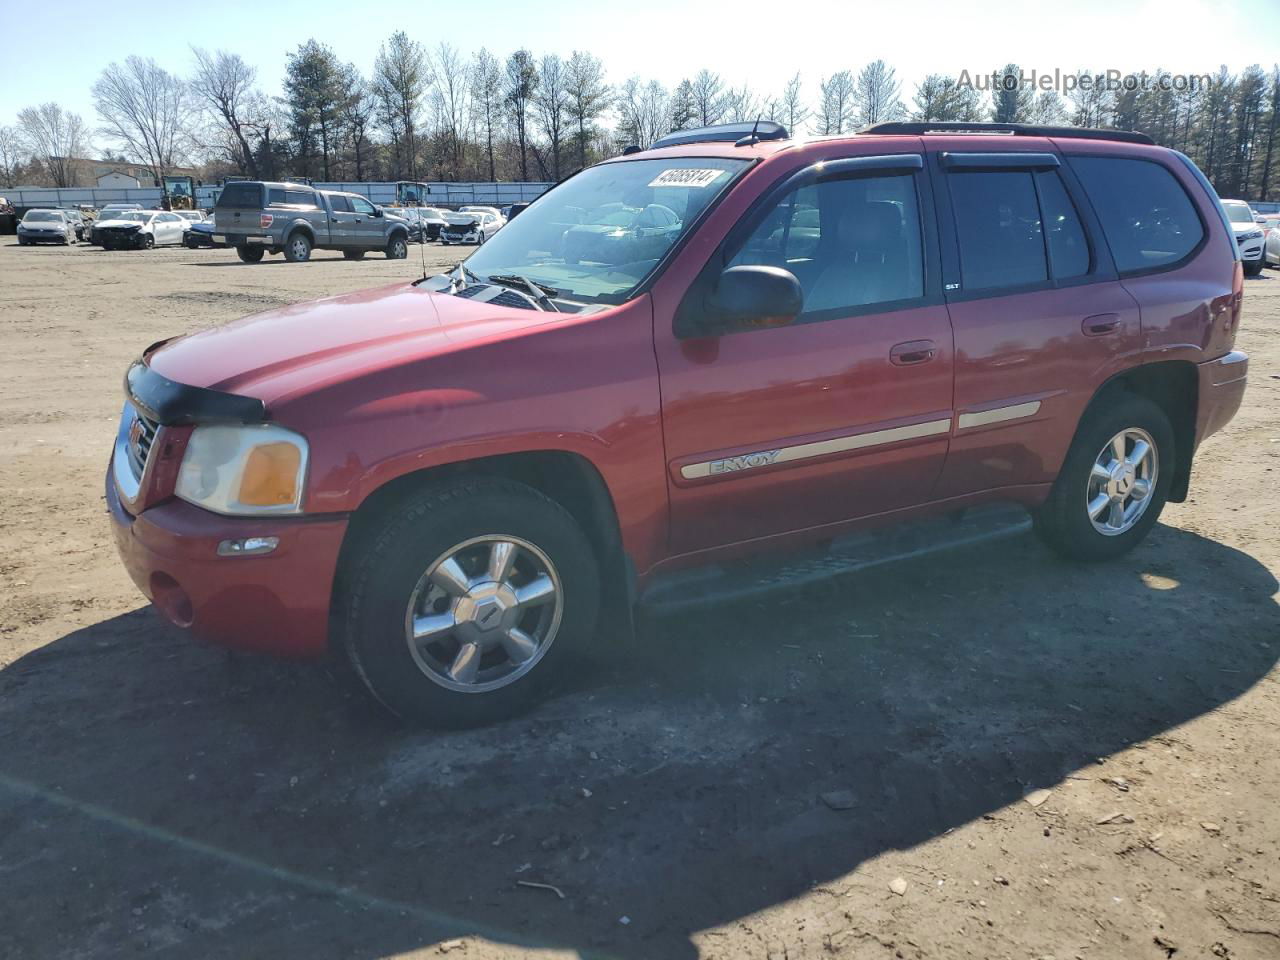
<box><xmin>484</xmin><ymin>274</ymin><xmax>562</xmax><ymax>312</ymax></box>
<box><xmin>443</xmin><ymin>262</ymin><xmax>483</xmax><ymax>291</ymax></box>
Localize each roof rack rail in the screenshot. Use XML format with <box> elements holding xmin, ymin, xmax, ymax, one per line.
<box><xmin>651</xmin><ymin>120</ymin><xmax>789</xmax><ymax>151</ymax></box>
<box><xmin>859</xmin><ymin>121</ymin><xmax>1154</xmax><ymax>146</ymax></box>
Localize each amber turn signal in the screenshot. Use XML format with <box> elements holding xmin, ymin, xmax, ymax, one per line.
<box><xmin>238</xmin><ymin>442</ymin><xmax>302</xmax><ymax>506</ymax></box>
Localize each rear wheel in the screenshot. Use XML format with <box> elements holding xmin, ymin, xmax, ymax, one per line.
<box><xmin>283</xmin><ymin>232</ymin><xmax>312</xmax><ymax>262</ymax></box>
<box><xmin>340</xmin><ymin>479</ymin><xmax>600</xmax><ymax>727</ymax></box>
<box><xmin>236</xmin><ymin>245</ymin><xmax>265</xmax><ymax>263</ymax></box>
<box><xmin>385</xmin><ymin>234</ymin><xmax>408</xmax><ymax>259</ymax></box>
<box><xmin>1033</xmin><ymin>392</ymin><xmax>1174</xmax><ymax>561</ymax></box>
<box><xmin>1244</xmin><ymin>260</ymin><xmax>1263</xmax><ymax>277</ymax></box>
<box><xmin>343</xmin><ymin>249</ymin><xmax>366</xmax><ymax>261</ymax></box>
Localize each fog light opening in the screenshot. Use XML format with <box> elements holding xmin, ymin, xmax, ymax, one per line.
<box><xmin>149</xmin><ymin>572</ymin><xmax>194</xmax><ymax>628</ymax></box>
<box><xmin>217</xmin><ymin>536</ymin><xmax>280</xmax><ymax>558</ymax></box>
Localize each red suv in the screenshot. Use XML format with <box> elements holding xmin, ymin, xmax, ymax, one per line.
<box><xmin>108</xmin><ymin>121</ymin><xmax>1248</xmax><ymax>726</ymax></box>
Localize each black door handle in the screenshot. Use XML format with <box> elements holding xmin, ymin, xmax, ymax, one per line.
<box><xmin>890</xmin><ymin>340</ymin><xmax>938</xmax><ymax>366</ymax></box>
<box><xmin>1082</xmin><ymin>313</ymin><xmax>1121</xmax><ymax>336</ymax></box>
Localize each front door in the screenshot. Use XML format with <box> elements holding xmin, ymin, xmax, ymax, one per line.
<box><xmin>653</xmin><ymin>156</ymin><xmax>955</xmax><ymax>556</ymax></box>
<box><xmin>349</xmin><ymin>196</ymin><xmax>382</xmax><ymax>248</ymax></box>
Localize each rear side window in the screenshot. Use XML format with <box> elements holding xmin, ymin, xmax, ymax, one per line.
<box><xmin>328</xmin><ymin>194</ymin><xmax>351</xmax><ymax>212</ymax></box>
<box><xmin>281</xmin><ymin>190</ymin><xmax>315</xmax><ymax>206</ymax></box>
<box><xmin>949</xmin><ymin>171</ymin><xmax>1047</xmax><ymax>291</ymax></box>
<box><xmin>1036</xmin><ymin>172</ymin><xmax>1090</xmax><ymax>280</ymax></box>
<box><xmin>729</xmin><ymin>173</ymin><xmax>925</xmax><ymax>317</ymax></box>
<box><xmin>1070</xmin><ymin>156</ymin><xmax>1204</xmax><ymax>274</ymax></box>
<box><xmin>215</xmin><ymin>182</ymin><xmax>262</xmax><ymax>209</ymax></box>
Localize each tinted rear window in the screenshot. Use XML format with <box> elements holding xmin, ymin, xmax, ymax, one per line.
<box><xmin>950</xmin><ymin>171</ymin><xmax>1048</xmax><ymax>291</ymax></box>
<box><xmin>1070</xmin><ymin>157</ymin><xmax>1204</xmax><ymax>274</ymax></box>
<box><xmin>216</xmin><ymin>183</ymin><xmax>263</xmax><ymax>209</ymax></box>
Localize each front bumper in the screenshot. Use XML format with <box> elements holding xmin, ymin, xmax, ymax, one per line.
<box><xmin>441</xmin><ymin>231</ymin><xmax>479</xmax><ymax>244</ymax></box>
<box><xmin>1238</xmin><ymin>241</ymin><xmax>1264</xmax><ymax>262</ymax></box>
<box><xmin>106</xmin><ymin>472</ymin><xmax>348</xmax><ymax>657</ymax></box>
<box><xmin>1195</xmin><ymin>350</ymin><xmax>1248</xmax><ymax>446</ymax></box>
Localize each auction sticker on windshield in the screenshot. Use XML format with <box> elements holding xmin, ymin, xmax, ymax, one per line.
<box><xmin>648</xmin><ymin>169</ymin><xmax>725</xmax><ymax>188</ymax></box>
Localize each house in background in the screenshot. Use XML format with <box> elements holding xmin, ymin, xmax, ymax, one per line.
<box><xmin>95</xmin><ymin>170</ymin><xmax>141</xmax><ymax>189</ymax></box>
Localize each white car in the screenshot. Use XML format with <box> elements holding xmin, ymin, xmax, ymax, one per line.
<box><xmin>1261</xmin><ymin>217</ymin><xmax>1280</xmax><ymax>269</ymax></box>
<box><xmin>458</xmin><ymin>205</ymin><xmax>505</xmax><ymax>222</ymax></box>
<box><xmin>440</xmin><ymin>210</ymin><xmax>504</xmax><ymax>245</ymax></box>
<box><xmin>95</xmin><ymin>210</ymin><xmax>189</xmax><ymax>250</ymax></box>
<box><xmin>175</xmin><ymin>210</ymin><xmax>206</xmax><ymax>223</ymax></box>
<box><xmin>1221</xmin><ymin>199</ymin><xmax>1265</xmax><ymax>276</ymax></box>
<box><xmin>16</xmin><ymin>209</ymin><xmax>76</xmax><ymax>245</ymax></box>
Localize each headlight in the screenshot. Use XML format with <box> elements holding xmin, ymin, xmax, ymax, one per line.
<box><xmin>175</xmin><ymin>424</ymin><xmax>309</xmax><ymax>515</ymax></box>
<box><xmin>1240</xmin><ymin>230</ymin><xmax>1263</xmax><ymax>241</ymax></box>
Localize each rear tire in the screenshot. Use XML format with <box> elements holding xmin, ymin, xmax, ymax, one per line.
<box><xmin>1033</xmin><ymin>392</ymin><xmax>1174</xmax><ymax>561</ymax></box>
<box><xmin>340</xmin><ymin>478</ymin><xmax>600</xmax><ymax>728</ymax></box>
<box><xmin>284</xmin><ymin>232</ymin><xmax>312</xmax><ymax>262</ymax></box>
<box><xmin>236</xmin><ymin>245</ymin><xmax>265</xmax><ymax>263</ymax></box>
<box><xmin>343</xmin><ymin>250</ymin><xmax>366</xmax><ymax>261</ymax></box>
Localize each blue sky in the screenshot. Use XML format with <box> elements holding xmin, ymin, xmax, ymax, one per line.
<box><xmin>2</xmin><ymin>0</ymin><xmax>1277</xmax><ymax>150</ymax></box>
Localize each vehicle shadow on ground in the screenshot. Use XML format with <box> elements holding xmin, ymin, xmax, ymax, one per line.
<box><xmin>2</xmin><ymin>523</ymin><xmax>1277</xmax><ymax>959</ymax></box>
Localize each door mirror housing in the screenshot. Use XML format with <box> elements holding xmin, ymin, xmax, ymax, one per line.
<box><xmin>698</xmin><ymin>264</ymin><xmax>804</xmax><ymax>334</ymax></box>
<box><xmin>372</xmin><ymin>206</ymin><xmax>384</xmax><ymax>218</ymax></box>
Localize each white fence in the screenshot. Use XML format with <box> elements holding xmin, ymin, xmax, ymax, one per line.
<box><xmin>1</xmin><ymin>181</ymin><xmax>553</xmax><ymax>210</ymax></box>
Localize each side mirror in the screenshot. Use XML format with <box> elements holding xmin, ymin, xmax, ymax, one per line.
<box><xmin>703</xmin><ymin>264</ymin><xmax>804</xmax><ymax>332</ymax></box>
<box><xmin>372</xmin><ymin>207</ymin><xmax>384</xmax><ymax>218</ymax></box>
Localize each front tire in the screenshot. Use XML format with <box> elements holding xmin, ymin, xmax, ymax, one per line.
<box><xmin>340</xmin><ymin>479</ymin><xmax>600</xmax><ymax>727</ymax></box>
<box><xmin>236</xmin><ymin>245</ymin><xmax>265</xmax><ymax>263</ymax></box>
<box><xmin>1033</xmin><ymin>392</ymin><xmax>1174</xmax><ymax>561</ymax></box>
<box><xmin>284</xmin><ymin>231</ymin><xmax>312</xmax><ymax>262</ymax></box>
<box><xmin>1243</xmin><ymin>260</ymin><xmax>1263</xmax><ymax>277</ymax></box>
<box><xmin>385</xmin><ymin>234</ymin><xmax>408</xmax><ymax>259</ymax></box>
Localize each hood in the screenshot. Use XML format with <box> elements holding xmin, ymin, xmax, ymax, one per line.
<box><xmin>1229</xmin><ymin>221</ymin><xmax>1262</xmax><ymax>236</ymax></box>
<box><xmin>98</xmin><ymin>218</ymin><xmax>145</xmax><ymax>229</ymax></box>
<box><xmin>146</xmin><ymin>281</ymin><xmax>564</xmax><ymax>408</ymax></box>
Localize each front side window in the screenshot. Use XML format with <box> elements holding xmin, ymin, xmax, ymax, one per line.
<box><xmin>351</xmin><ymin>196</ymin><xmax>376</xmax><ymax>215</ymax></box>
<box><xmin>950</xmin><ymin>171</ymin><xmax>1047</xmax><ymax>291</ymax></box>
<box><xmin>1070</xmin><ymin>156</ymin><xmax>1204</xmax><ymax>274</ymax></box>
<box><xmin>728</xmin><ymin>173</ymin><xmax>925</xmax><ymax>316</ymax></box>
<box><xmin>463</xmin><ymin>157</ymin><xmax>747</xmax><ymax>305</ymax></box>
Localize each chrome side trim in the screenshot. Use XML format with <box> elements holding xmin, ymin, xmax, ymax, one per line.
<box><xmin>680</xmin><ymin>418</ymin><xmax>951</xmax><ymax>480</ymax></box>
<box><xmin>957</xmin><ymin>400</ymin><xmax>1041</xmax><ymax>430</ymax></box>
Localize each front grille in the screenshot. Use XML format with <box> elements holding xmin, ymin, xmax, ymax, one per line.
<box><xmin>126</xmin><ymin>411</ymin><xmax>160</xmax><ymax>481</ymax></box>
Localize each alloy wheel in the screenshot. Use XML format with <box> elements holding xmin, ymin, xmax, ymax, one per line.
<box><xmin>404</xmin><ymin>535</ymin><xmax>564</xmax><ymax>694</ymax></box>
<box><xmin>1086</xmin><ymin>427</ymin><xmax>1158</xmax><ymax>536</ymax></box>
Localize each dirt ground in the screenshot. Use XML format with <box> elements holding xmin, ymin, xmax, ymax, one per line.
<box><xmin>0</xmin><ymin>236</ymin><xmax>1278</xmax><ymax>960</ymax></box>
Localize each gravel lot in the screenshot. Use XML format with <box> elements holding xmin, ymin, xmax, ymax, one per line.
<box><xmin>1</xmin><ymin>237</ymin><xmax>1278</xmax><ymax>960</ymax></box>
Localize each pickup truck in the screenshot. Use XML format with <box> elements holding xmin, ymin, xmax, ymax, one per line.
<box><xmin>212</xmin><ymin>180</ymin><xmax>411</xmax><ymax>263</ymax></box>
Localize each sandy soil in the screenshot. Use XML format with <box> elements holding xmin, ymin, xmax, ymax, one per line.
<box><xmin>1</xmin><ymin>237</ymin><xmax>1278</xmax><ymax>960</ymax></box>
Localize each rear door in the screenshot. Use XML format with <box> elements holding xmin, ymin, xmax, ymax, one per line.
<box><xmin>927</xmin><ymin>144</ymin><xmax>1143</xmax><ymax>499</ymax></box>
<box><xmin>653</xmin><ymin>152</ymin><xmax>956</xmax><ymax>555</ymax></box>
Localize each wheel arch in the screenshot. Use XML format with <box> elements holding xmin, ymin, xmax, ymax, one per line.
<box><xmin>1086</xmin><ymin>360</ymin><xmax>1198</xmax><ymax>503</ymax></box>
<box><xmin>285</xmin><ymin>221</ymin><xmax>316</xmax><ymax>243</ymax></box>
<box><xmin>330</xmin><ymin>449</ymin><xmax>633</xmax><ymax>650</ymax></box>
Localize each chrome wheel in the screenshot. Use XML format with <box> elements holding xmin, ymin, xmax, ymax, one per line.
<box><xmin>1086</xmin><ymin>427</ymin><xmax>1158</xmax><ymax>536</ymax></box>
<box><xmin>405</xmin><ymin>535</ymin><xmax>563</xmax><ymax>694</ymax></box>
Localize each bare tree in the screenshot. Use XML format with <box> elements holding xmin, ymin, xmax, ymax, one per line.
<box><xmin>17</xmin><ymin>103</ymin><xmax>86</xmax><ymax>187</ymax></box>
<box><xmin>617</xmin><ymin>77</ymin><xmax>669</xmax><ymax>149</ymax></box>
<box><xmin>816</xmin><ymin>71</ymin><xmax>856</xmax><ymax>135</ymax></box>
<box><xmin>470</xmin><ymin>48</ymin><xmax>502</xmax><ymax>181</ymax></box>
<box><xmin>1029</xmin><ymin>90</ymin><xmax>1068</xmax><ymax>125</ymax></box>
<box><xmin>536</xmin><ymin>54</ymin><xmax>569</xmax><ymax>179</ymax></box>
<box><xmin>691</xmin><ymin>69</ymin><xmax>727</xmax><ymax>125</ymax></box>
<box><xmin>0</xmin><ymin>124</ymin><xmax>26</xmax><ymax>187</ymax></box>
<box><xmin>373</xmin><ymin>31</ymin><xmax>429</xmax><ymax>180</ymax></box>
<box><xmin>853</xmin><ymin>60</ymin><xmax>904</xmax><ymax>127</ymax></box>
<box><xmin>564</xmin><ymin>51</ymin><xmax>609</xmax><ymax>171</ymax></box>
<box><xmin>774</xmin><ymin>73</ymin><xmax>809</xmax><ymax>135</ymax></box>
<box><xmin>913</xmin><ymin>74</ymin><xmax>987</xmax><ymax>122</ymax></box>
<box><xmin>93</xmin><ymin>56</ymin><xmax>192</xmax><ymax>182</ymax></box>
<box><xmin>722</xmin><ymin>83</ymin><xmax>762</xmax><ymax>123</ymax></box>
<box><xmin>343</xmin><ymin>73</ymin><xmax>377</xmax><ymax>181</ymax></box>
<box><xmin>190</xmin><ymin>48</ymin><xmax>267</xmax><ymax>177</ymax></box>
<box><xmin>505</xmin><ymin>50</ymin><xmax>538</xmax><ymax>181</ymax></box>
<box><xmin>431</xmin><ymin>43</ymin><xmax>471</xmax><ymax>180</ymax></box>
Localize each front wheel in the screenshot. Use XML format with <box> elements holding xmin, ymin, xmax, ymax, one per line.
<box><xmin>1033</xmin><ymin>392</ymin><xmax>1174</xmax><ymax>561</ymax></box>
<box><xmin>1244</xmin><ymin>260</ymin><xmax>1263</xmax><ymax>277</ymax></box>
<box><xmin>340</xmin><ymin>479</ymin><xmax>600</xmax><ymax>727</ymax></box>
<box><xmin>385</xmin><ymin>234</ymin><xmax>408</xmax><ymax>259</ymax></box>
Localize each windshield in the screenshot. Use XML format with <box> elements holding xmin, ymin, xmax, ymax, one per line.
<box><xmin>462</xmin><ymin>157</ymin><xmax>746</xmax><ymax>304</ymax></box>
<box><xmin>112</xmin><ymin>212</ymin><xmax>150</xmax><ymax>223</ymax></box>
<box><xmin>24</xmin><ymin>211</ymin><xmax>62</xmax><ymax>222</ymax></box>
<box><xmin>1223</xmin><ymin>202</ymin><xmax>1255</xmax><ymax>224</ymax></box>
